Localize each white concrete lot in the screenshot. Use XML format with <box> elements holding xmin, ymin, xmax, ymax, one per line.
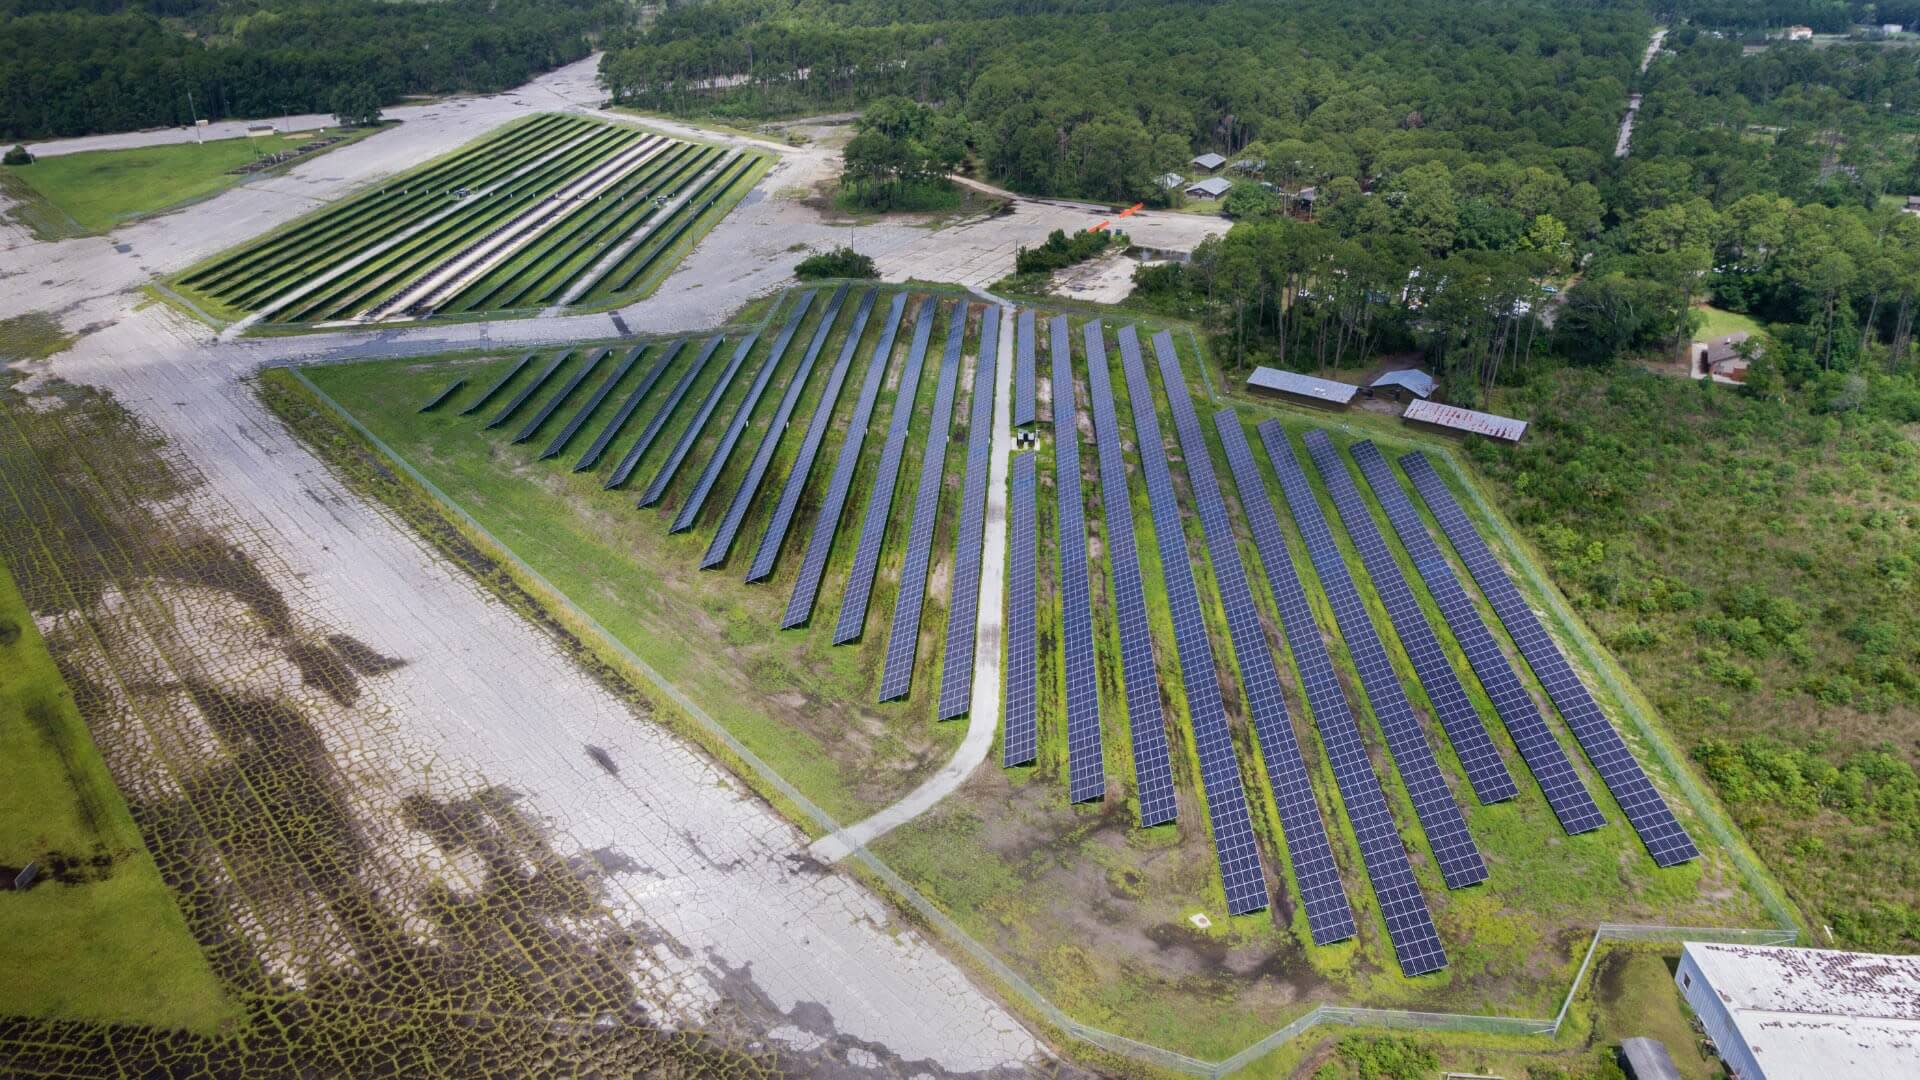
<box><xmin>2</xmin><ymin>54</ymin><xmax>1226</xmax><ymax>1076</ymax></box>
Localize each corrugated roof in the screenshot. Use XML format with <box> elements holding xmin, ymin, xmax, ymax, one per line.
<box><xmin>1618</xmin><ymin>1037</ymin><xmax>1682</xmax><ymax>1080</ymax></box>
<box><xmin>1246</xmin><ymin>367</ymin><xmax>1358</xmax><ymax>404</ymax></box>
<box><xmin>1369</xmin><ymin>369</ymin><xmax>1436</xmax><ymax>397</ymax></box>
<box><xmin>1403</xmin><ymin>398</ymin><xmax>1527</xmax><ymax>441</ymax></box>
<box><xmin>1191</xmin><ymin>152</ymin><xmax>1227</xmax><ymax>170</ymax></box>
<box><xmin>1185</xmin><ymin>177</ymin><xmax>1232</xmax><ymax>197</ymax></box>
<box><xmin>1682</xmin><ymin>943</ymin><xmax>1920</xmax><ymax>1080</ymax></box>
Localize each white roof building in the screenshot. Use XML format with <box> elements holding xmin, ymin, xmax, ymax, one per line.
<box><xmin>1675</xmin><ymin>942</ymin><xmax>1920</xmax><ymax>1079</ymax></box>
<box><xmin>1185</xmin><ymin>176</ymin><xmax>1232</xmax><ymax>199</ymax></box>
<box><xmin>1190</xmin><ymin>151</ymin><xmax>1227</xmax><ymax>171</ymax></box>
<box><xmin>1247</xmin><ymin>366</ymin><xmax>1357</xmax><ymax>406</ymax></box>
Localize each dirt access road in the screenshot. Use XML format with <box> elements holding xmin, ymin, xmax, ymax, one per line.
<box><xmin>0</xmin><ymin>56</ymin><xmax>1108</xmax><ymax>1077</ymax></box>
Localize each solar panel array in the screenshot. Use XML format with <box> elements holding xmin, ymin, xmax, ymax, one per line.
<box><xmin>671</xmin><ymin>291</ymin><xmax>818</xmax><ymax>533</ymax></box>
<box><xmin>781</xmin><ymin>294</ymin><xmax>909</xmax><ymax>626</ymax></box>
<box><xmin>461</xmin><ymin>352</ymin><xmax>533</xmax><ymax>416</ymax></box>
<box><xmin>1300</xmin><ymin>431</ymin><xmax>1518</xmax><ymax>806</ymax></box>
<box><xmin>1236</xmin><ymin>419</ymin><xmax>1444</xmax><ymax>974</ymax></box>
<box><xmin>748</xmin><ymin>290</ymin><xmax>881</xmax><ymax>583</ymax></box>
<box><xmin>638</xmin><ymin>332</ymin><xmax>760</xmax><ymax>508</ymax></box>
<box><xmin>515</xmin><ymin>348</ymin><xmax>608</xmax><ymax>444</ymax></box>
<box><xmin>606</xmin><ymin>336</ymin><xmax>720</xmax><ymax>490</ymax></box>
<box><xmin>1013</xmin><ymin>309</ymin><xmax>1037</xmax><ymax>427</ymax></box>
<box><xmin>1112</xmin><ymin>327</ymin><xmax>1271</xmax><ymax>917</ymax></box>
<box><xmin>877</xmin><ymin>302</ymin><xmax>969</xmax><ymax>699</ymax></box>
<box><xmin>1400</xmin><ymin>452</ymin><xmax>1700</xmax><ymax>868</ymax></box>
<box><xmin>576</xmin><ymin>339</ymin><xmax>683</xmax><ymax>472</ymax></box>
<box><xmin>701</xmin><ymin>285</ymin><xmax>851</xmax><ymax>567</ymax></box>
<box><xmin>419</xmin><ymin>378</ymin><xmax>466</xmax><ymax>413</ymax></box>
<box><xmin>1049</xmin><ymin>314</ymin><xmax>1106</xmax><ymax>805</ymax></box>
<box><xmin>936</xmin><ymin>305</ymin><xmax>1002</xmax><ymax>719</ymax></box>
<box><xmin>1348</xmin><ymin>441</ymin><xmax>1607</xmax><ymax>836</ymax></box>
<box><xmin>486</xmin><ymin>350</ymin><xmax>570</xmax><ymax>429</ymax></box>
<box><xmin>832</xmin><ymin>298</ymin><xmax>938</xmax><ymax>644</ymax></box>
<box><xmin>543</xmin><ymin>346</ymin><xmax>641</xmax><ymax>460</ymax></box>
<box><xmin>1081</xmin><ymin>323</ymin><xmax>1178</xmax><ymax>828</ymax></box>
<box><xmin>1258</xmin><ymin>424</ymin><xmax>1486</xmax><ymax>893</ymax></box>
<box><xmin>1004</xmin><ymin>451</ymin><xmax>1040</xmax><ymax>767</ymax></box>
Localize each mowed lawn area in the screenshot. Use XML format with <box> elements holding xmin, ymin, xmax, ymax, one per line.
<box><xmin>0</xmin><ymin>558</ymin><xmax>233</xmax><ymax>1032</ymax></box>
<box><xmin>3</xmin><ymin>128</ymin><xmax>374</xmax><ymax>236</ymax></box>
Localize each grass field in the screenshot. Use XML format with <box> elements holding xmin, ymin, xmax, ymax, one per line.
<box><xmin>275</xmin><ymin>285</ymin><xmax>1787</xmax><ymax>1072</ymax></box>
<box><xmin>0</xmin><ymin>557</ymin><xmax>233</xmax><ymax>1032</ymax></box>
<box><xmin>3</xmin><ymin>129</ymin><xmax>375</xmax><ymax>237</ymax></box>
<box><xmin>1692</xmin><ymin>304</ymin><xmax>1764</xmax><ymax>340</ymax></box>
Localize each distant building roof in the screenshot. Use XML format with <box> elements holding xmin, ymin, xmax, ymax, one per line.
<box><xmin>1618</xmin><ymin>1038</ymin><xmax>1683</xmax><ymax>1080</ymax></box>
<box><xmin>1157</xmin><ymin>171</ymin><xmax>1186</xmax><ymax>189</ymax></box>
<box><xmin>1190</xmin><ymin>152</ymin><xmax>1227</xmax><ymax>170</ymax></box>
<box><xmin>1701</xmin><ymin>331</ymin><xmax>1751</xmax><ymax>367</ymax></box>
<box><xmin>1369</xmin><ymin>369</ymin><xmax>1436</xmax><ymax>398</ymax></box>
<box><xmin>1185</xmin><ymin>176</ymin><xmax>1232</xmax><ymax>198</ymax></box>
<box><xmin>1402</xmin><ymin>399</ymin><xmax>1528</xmax><ymax>442</ymax></box>
<box><xmin>1677</xmin><ymin>942</ymin><xmax>1920</xmax><ymax>1080</ymax></box>
<box><xmin>1247</xmin><ymin>367</ymin><xmax>1358</xmax><ymax>405</ymax></box>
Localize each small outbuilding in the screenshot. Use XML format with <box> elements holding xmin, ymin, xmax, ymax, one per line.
<box><xmin>1366</xmin><ymin>368</ymin><xmax>1435</xmax><ymax>401</ymax></box>
<box><xmin>1786</xmin><ymin>24</ymin><xmax>1814</xmax><ymax>40</ymax></box>
<box><xmin>1402</xmin><ymin>399</ymin><xmax>1528</xmax><ymax>443</ymax></box>
<box><xmin>1693</xmin><ymin>331</ymin><xmax>1753</xmax><ymax>383</ymax></box>
<box><xmin>1190</xmin><ymin>151</ymin><xmax>1227</xmax><ymax>171</ymax></box>
<box><xmin>1185</xmin><ymin>176</ymin><xmax>1232</xmax><ymax>200</ymax></box>
<box><xmin>1617</xmin><ymin>1037</ymin><xmax>1682</xmax><ymax>1080</ymax></box>
<box><xmin>246</xmin><ymin>124</ymin><xmax>276</xmax><ymax>138</ymax></box>
<box><xmin>1246</xmin><ymin>367</ymin><xmax>1357</xmax><ymax>408</ymax></box>
<box><xmin>1675</xmin><ymin>941</ymin><xmax>1920</xmax><ymax>1080</ymax></box>
<box><xmin>1157</xmin><ymin>171</ymin><xmax>1186</xmax><ymax>190</ymax></box>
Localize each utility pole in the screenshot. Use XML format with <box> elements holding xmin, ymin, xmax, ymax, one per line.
<box><xmin>187</xmin><ymin>90</ymin><xmax>202</xmax><ymax>144</ymax></box>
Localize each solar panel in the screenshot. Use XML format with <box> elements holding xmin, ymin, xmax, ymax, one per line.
<box><xmin>877</xmin><ymin>301</ymin><xmax>969</xmax><ymax>698</ymax></box>
<box><xmin>1224</xmin><ymin>416</ymin><xmax>1442</xmax><ymax>973</ymax></box>
<box><xmin>542</xmin><ymin>346</ymin><xmax>641</xmax><ymax>459</ymax></box>
<box><xmin>485</xmin><ymin>350</ymin><xmax>569</xmax><ymax>429</ymax></box>
<box><xmin>701</xmin><ymin>285</ymin><xmax>850</xmax><ymax>567</ymax></box>
<box><xmin>637</xmin><ymin>331</ymin><xmax>761</xmax><ymax>508</ymax></box>
<box><xmin>1081</xmin><ymin>323</ymin><xmax>1178</xmax><ymax>827</ymax></box>
<box><xmin>832</xmin><ymin>298</ymin><xmax>939</xmax><ymax>644</ymax></box>
<box><xmin>936</xmin><ymin>304</ymin><xmax>1002</xmax><ymax>718</ymax></box>
<box><xmin>1257</xmin><ymin>424</ymin><xmax>1485</xmax><ymax>892</ymax></box>
<box><xmin>748</xmin><ymin>290</ymin><xmax>881</xmax><ymax>583</ymax></box>
<box><xmin>782</xmin><ymin>294</ymin><xmax>909</xmax><ymax>625</ymax></box>
<box><xmin>419</xmin><ymin>378</ymin><xmax>466</xmax><ymax>413</ymax></box>
<box><xmin>605</xmin><ymin>336</ymin><xmax>720</xmax><ymax>490</ymax></box>
<box><xmin>1348</xmin><ymin>441</ymin><xmax>1606</xmax><ymax>836</ymax></box>
<box><xmin>576</xmin><ymin>339</ymin><xmax>683</xmax><ymax>473</ymax></box>
<box><xmin>1004</xmin><ymin>451</ymin><xmax>1040</xmax><ymax>767</ymax></box>
<box><xmin>1049</xmin><ymin>314</ymin><xmax>1106</xmax><ymax>805</ymax></box>
<box><xmin>461</xmin><ymin>352</ymin><xmax>533</xmax><ymax>416</ymax></box>
<box><xmin>1110</xmin><ymin>325</ymin><xmax>1271</xmax><ymax>918</ymax></box>
<box><xmin>1399</xmin><ymin>452</ymin><xmax>1699</xmax><ymax>867</ymax></box>
<box><xmin>513</xmin><ymin>349</ymin><xmax>606</xmax><ymax>443</ymax></box>
<box><xmin>1300</xmin><ymin>430</ymin><xmax>1518</xmax><ymax>806</ymax></box>
<box><xmin>1013</xmin><ymin>309</ymin><xmax>1037</xmax><ymax>427</ymax></box>
<box><xmin>672</xmin><ymin>290</ymin><xmax>818</xmax><ymax>532</ymax></box>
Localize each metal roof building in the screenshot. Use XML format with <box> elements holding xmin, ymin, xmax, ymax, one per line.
<box><xmin>1402</xmin><ymin>398</ymin><xmax>1527</xmax><ymax>442</ymax></box>
<box><xmin>1185</xmin><ymin>176</ymin><xmax>1232</xmax><ymax>199</ymax></box>
<box><xmin>1190</xmin><ymin>151</ymin><xmax>1227</xmax><ymax>170</ymax></box>
<box><xmin>1618</xmin><ymin>1037</ymin><xmax>1682</xmax><ymax>1080</ymax></box>
<box><xmin>1246</xmin><ymin>367</ymin><xmax>1357</xmax><ymax>407</ymax></box>
<box><xmin>1368</xmin><ymin>368</ymin><xmax>1436</xmax><ymax>399</ymax></box>
<box><xmin>1676</xmin><ymin>942</ymin><xmax>1920</xmax><ymax>1080</ymax></box>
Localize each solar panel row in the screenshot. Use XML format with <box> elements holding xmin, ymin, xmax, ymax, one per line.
<box><xmin>877</xmin><ymin>302</ymin><xmax>969</xmax><ymax>699</ymax></box>
<box><xmin>637</xmin><ymin>332</ymin><xmax>761</xmax><ymax>508</ymax></box>
<box><xmin>1113</xmin><ymin>326</ymin><xmax>1270</xmax><ymax>917</ymax></box>
<box><xmin>1347</xmin><ymin>441</ymin><xmax>1607</xmax><ymax>836</ymax></box>
<box><xmin>486</xmin><ymin>350</ymin><xmax>570</xmax><ymax>429</ymax></box>
<box><xmin>1081</xmin><ymin>323</ymin><xmax>1178</xmax><ymax>828</ymax></box>
<box><xmin>1259</xmin><ymin>426</ymin><xmax>1486</xmax><ymax>893</ymax></box>
<box><xmin>781</xmin><ymin>293</ymin><xmax>910</xmax><ymax>626</ymax></box>
<box><xmin>831</xmin><ymin>298</ymin><xmax>938</xmax><ymax>644</ymax></box>
<box><xmin>1233</xmin><ymin>418</ymin><xmax>1443</xmax><ymax>974</ymax></box>
<box><xmin>701</xmin><ymin>285</ymin><xmax>852</xmax><ymax>567</ymax></box>
<box><xmin>936</xmin><ymin>304</ymin><xmax>1002</xmax><ymax>719</ymax></box>
<box><xmin>1300</xmin><ymin>431</ymin><xmax>1518</xmax><ymax>806</ymax></box>
<box><xmin>671</xmin><ymin>291</ymin><xmax>819</xmax><ymax>533</ymax></box>
<box><xmin>461</xmin><ymin>352</ymin><xmax>533</xmax><ymax>416</ymax></box>
<box><xmin>1013</xmin><ymin>309</ymin><xmax>1037</xmax><ymax>427</ymax></box>
<box><xmin>747</xmin><ymin>290</ymin><xmax>882</xmax><ymax>583</ymax></box>
<box><xmin>1004</xmin><ymin>451</ymin><xmax>1040</xmax><ymax>767</ymax></box>
<box><xmin>542</xmin><ymin>346</ymin><xmax>642</xmax><ymax>460</ymax></box>
<box><xmin>576</xmin><ymin>339</ymin><xmax>684</xmax><ymax>473</ymax></box>
<box><xmin>515</xmin><ymin>347</ymin><xmax>609</xmax><ymax>444</ymax></box>
<box><xmin>1399</xmin><ymin>453</ymin><xmax>1699</xmax><ymax>868</ymax></box>
<box><xmin>605</xmin><ymin>335</ymin><xmax>722</xmax><ymax>490</ymax></box>
<box><xmin>419</xmin><ymin>378</ymin><xmax>466</xmax><ymax>413</ymax></box>
<box><xmin>1049</xmin><ymin>314</ymin><xmax>1106</xmax><ymax>805</ymax></box>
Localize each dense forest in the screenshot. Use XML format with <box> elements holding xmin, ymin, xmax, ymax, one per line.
<box><xmin>0</xmin><ymin>0</ymin><xmax>628</xmax><ymax>138</ymax></box>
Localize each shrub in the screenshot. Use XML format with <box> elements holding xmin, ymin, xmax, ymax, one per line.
<box><xmin>794</xmin><ymin>246</ymin><xmax>877</xmax><ymax>280</ymax></box>
<box><xmin>1013</xmin><ymin>227</ymin><xmax>1126</xmax><ymax>274</ymax></box>
<box><xmin>3</xmin><ymin>144</ymin><xmax>32</xmax><ymax>166</ymax></box>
